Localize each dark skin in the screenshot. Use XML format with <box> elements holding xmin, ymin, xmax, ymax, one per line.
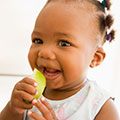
<box><xmin>28</xmin><ymin>2</ymin><xmax>101</xmax><ymax>100</ymax></box>
<box><xmin>0</xmin><ymin>1</ymin><xmax>119</xmax><ymax>120</ymax></box>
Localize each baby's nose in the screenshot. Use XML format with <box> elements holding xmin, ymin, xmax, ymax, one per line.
<box><xmin>38</xmin><ymin>47</ymin><xmax>56</xmax><ymax>60</ymax></box>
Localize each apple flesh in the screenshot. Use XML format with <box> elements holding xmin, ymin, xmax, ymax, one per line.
<box><xmin>32</xmin><ymin>68</ymin><xmax>46</xmax><ymax>100</ymax></box>
<box><xmin>24</xmin><ymin>68</ymin><xmax>46</xmax><ymax>103</ymax></box>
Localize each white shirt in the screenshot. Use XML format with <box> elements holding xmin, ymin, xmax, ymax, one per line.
<box><xmin>24</xmin><ymin>80</ymin><xmax>111</xmax><ymax>120</ymax></box>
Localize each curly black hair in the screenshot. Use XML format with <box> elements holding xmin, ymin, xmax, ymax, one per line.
<box><xmin>46</xmin><ymin>0</ymin><xmax>115</xmax><ymax>42</ymax></box>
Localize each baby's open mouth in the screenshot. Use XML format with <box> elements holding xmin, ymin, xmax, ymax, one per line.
<box><xmin>39</xmin><ymin>67</ymin><xmax>61</xmax><ymax>81</ymax></box>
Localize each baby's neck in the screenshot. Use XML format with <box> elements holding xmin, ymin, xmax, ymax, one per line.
<box><xmin>43</xmin><ymin>80</ymin><xmax>88</xmax><ymax>100</ymax></box>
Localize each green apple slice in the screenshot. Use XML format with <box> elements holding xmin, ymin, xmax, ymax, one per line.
<box><xmin>24</xmin><ymin>68</ymin><xmax>46</xmax><ymax>104</ymax></box>
<box><xmin>32</xmin><ymin>68</ymin><xmax>46</xmax><ymax>100</ymax></box>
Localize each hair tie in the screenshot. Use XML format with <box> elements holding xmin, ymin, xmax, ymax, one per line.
<box><xmin>106</xmin><ymin>33</ymin><xmax>112</xmax><ymax>41</ymax></box>
<box><xmin>102</xmin><ymin>0</ymin><xmax>107</xmax><ymax>8</ymax></box>
<box><xmin>104</xmin><ymin>19</ymin><xmax>108</xmax><ymax>27</ymax></box>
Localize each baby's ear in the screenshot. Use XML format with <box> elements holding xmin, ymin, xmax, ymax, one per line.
<box><xmin>90</xmin><ymin>47</ymin><xmax>106</xmax><ymax>68</ymax></box>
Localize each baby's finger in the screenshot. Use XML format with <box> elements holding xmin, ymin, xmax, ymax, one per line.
<box><xmin>40</xmin><ymin>96</ymin><xmax>57</xmax><ymax>119</ymax></box>
<box><xmin>17</xmin><ymin>99</ymin><xmax>33</xmax><ymax>110</ymax></box>
<box><xmin>32</xmin><ymin>99</ymin><xmax>53</xmax><ymax>120</ymax></box>
<box><xmin>20</xmin><ymin>77</ymin><xmax>38</xmax><ymax>87</ymax></box>
<box><xmin>16</xmin><ymin>90</ymin><xmax>34</xmax><ymax>103</ymax></box>
<box><xmin>14</xmin><ymin>91</ymin><xmax>34</xmax><ymax>109</ymax></box>
<box><xmin>27</xmin><ymin>111</ymin><xmax>45</xmax><ymax>120</ymax></box>
<box><xmin>16</xmin><ymin>82</ymin><xmax>38</xmax><ymax>96</ymax></box>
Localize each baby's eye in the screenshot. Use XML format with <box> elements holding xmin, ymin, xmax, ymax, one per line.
<box><xmin>59</xmin><ymin>40</ymin><xmax>71</xmax><ymax>47</ymax></box>
<box><xmin>32</xmin><ymin>39</ymin><xmax>43</xmax><ymax>44</ymax></box>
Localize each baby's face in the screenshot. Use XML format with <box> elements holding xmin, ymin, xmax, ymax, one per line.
<box><xmin>28</xmin><ymin>2</ymin><xmax>100</xmax><ymax>90</ymax></box>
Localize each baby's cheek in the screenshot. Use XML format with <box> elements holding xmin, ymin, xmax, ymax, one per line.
<box><xmin>28</xmin><ymin>51</ymin><xmax>36</xmax><ymax>69</ymax></box>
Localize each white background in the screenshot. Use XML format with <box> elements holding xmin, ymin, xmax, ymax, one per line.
<box><xmin>0</xmin><ymin>0</ymin><xmax>120</xmax><ymax>113</ymax></box>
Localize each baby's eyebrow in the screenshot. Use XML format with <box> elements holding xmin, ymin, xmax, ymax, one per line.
<box><xmin>31</xmin><ymin>31</ymin><xmax>43</xmax><ymax>37</ymax></box>
<box><xmin>31</xmin><ymin>31</ymin><xmax>75</xmax><ymax>40</ymax></box>
<box><xmin>54</xmin><ymin>32</ymin><xmax>74</xmax><ymax>39</ymax></box>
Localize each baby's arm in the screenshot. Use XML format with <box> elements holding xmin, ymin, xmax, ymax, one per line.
<box><xmin>0</xmin><ymin>101</ymin><xmax>23</xmax><ymax>120</ymax></box>
<box><xmin>0</xmin><ymin>78</ymin><xmax>38</xmax><ymax>120</ymax></box>
<box><xmin>95</xmin><ymin>99</ymin><xmax>120</xmax><ymax>120</ymax></box>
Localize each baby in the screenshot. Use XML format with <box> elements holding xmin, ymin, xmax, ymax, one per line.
<box><xmin>0</xmin><ymin>0</ymin><xmax>120</xmax><ymax>120</ymax></box>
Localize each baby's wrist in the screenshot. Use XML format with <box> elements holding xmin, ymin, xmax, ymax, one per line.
<box><xmin>7</xmin><ymin>101</ymin><xmax>24</xmax><ymax>119</ymax></box>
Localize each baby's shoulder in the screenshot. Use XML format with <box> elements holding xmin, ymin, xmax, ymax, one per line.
<box><xmin>95</xmin><ymin>99</ymin><xmax>120</xmax><ymax>120</ymax></box>
<box><xmin>87</xmin><ymin>80</ymin><xmax>120</xmax><ymax>120</ymax></box>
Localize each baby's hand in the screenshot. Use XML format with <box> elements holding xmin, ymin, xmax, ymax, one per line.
<box><xmin>28</xmin><ymin>96</ymin><xmax>58</xmax><ymax>120</ymax></box>
<box><xmin>9</xmin><ymin>77</ymin><xmax>38</xmax><ymax>115</ymax></box>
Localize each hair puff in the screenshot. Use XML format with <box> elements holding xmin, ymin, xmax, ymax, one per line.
<box><xmin>104</xmin><ymin>0</ymin><xmax>112</xmax><ymax>10</ymax></box>
<box><xmin>105</xmin><ymin>14</ymin><xmax>114</xmax><ymax>29</ymax></box>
